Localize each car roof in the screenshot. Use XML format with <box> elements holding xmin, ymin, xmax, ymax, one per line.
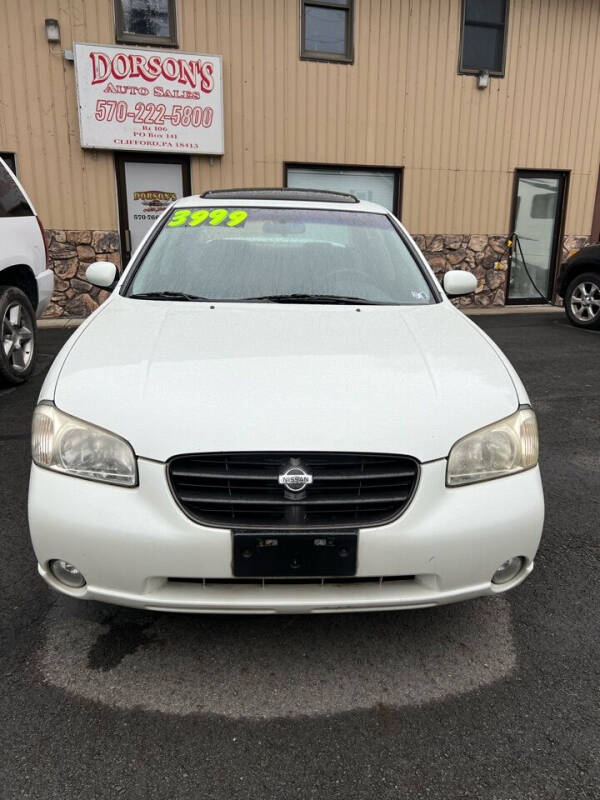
<box><xmin>171</xmin><ymin>192</ymin><xmax>390</xmax><ymax>215</ymax></box>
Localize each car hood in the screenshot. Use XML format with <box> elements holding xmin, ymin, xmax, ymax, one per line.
<box><xmin>53</xmin><ymin>297</ymin><xmax>519</xmax><ymax>463</ymax></box>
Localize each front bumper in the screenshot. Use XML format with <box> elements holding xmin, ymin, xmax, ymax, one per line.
<box><xmin>28</xmin><ymin>459</ymin><xmax>544</xmax><ymax>614</ymax></box>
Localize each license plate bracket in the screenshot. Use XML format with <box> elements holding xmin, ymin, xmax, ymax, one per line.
<box><xmin>232</xmin><ymin>531</ymin><xmax>358</xmax><ymax>578</ymax></box>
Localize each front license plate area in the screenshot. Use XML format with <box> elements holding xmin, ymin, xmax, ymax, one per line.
<box><xmin>232</xmin><ymin>532</ymin><xmax>358</xmax><ymax>578</ymax></box>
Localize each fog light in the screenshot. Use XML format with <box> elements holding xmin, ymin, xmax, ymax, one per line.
<box><xmin>49</xmin><ymin>559</ymin><xmax>86</xmax><ymax>588</ymax></box>
<box><xmin>492</xmin><ymin>557</ymin><xmax>524</xmax><ymax>585</ymax></box>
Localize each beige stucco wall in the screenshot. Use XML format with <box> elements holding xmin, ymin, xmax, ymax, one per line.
<box><xmin>1</xmin><ymin>0</ymin><xmax>599</xmax><ymax>235</ymax></box>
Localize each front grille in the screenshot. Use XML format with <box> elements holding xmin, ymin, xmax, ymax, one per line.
<box><xmin>168</xmin><ymin>452</ymin><xmax>419</xmax><ymax>529</ymax></box>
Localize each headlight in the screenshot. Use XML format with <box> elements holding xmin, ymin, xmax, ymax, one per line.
<box><xmin>32</xmin><ymin>403</ymin><xmax>137</xmax><ymax>487</ymax></box>
<box><xmin>447</xmin><ymin>407</ymin><xmax>538</xmax><ymax>487</ymax></box>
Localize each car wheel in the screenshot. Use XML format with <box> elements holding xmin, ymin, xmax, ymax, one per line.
<box><xmin>0</xmin><ymin>286</ymin><xmax>37</xmax><ymax>386</ymax></box>
<box><xmin>564</xmin><ymin>272</ymin><xmax>600</xmax><ymax>330</ymax></box>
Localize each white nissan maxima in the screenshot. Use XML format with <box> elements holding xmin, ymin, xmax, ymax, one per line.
<box><xmin>28</xmin><ymin>189</ymin><xmax>544</xmax><ymax>614</ymax></box>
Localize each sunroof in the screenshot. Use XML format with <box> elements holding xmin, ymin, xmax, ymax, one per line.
<box><xmin>201</xmin><ymin>188</ymin><xmax>359</xmax><ymax>203</ymax></box>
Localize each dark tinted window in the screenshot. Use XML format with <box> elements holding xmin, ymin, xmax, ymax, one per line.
<box><xmin>465</xmin><ymin>0</ymin><xmax>506</xmax><ymax>24</ymax></box>
<box><xmin>301</xmin><ymin>0</ymin><xmax>354</xmax><ymax>63</ymax></box>
<box><xmin>115</xmin><ymin>0</ymin><xmax>177</xmax><ymax>46</ymax></box>
<box><xmin>0</xmin><ymin>152</ymin><xmax>16</xmax><ymax>174</ymax></box>
<box><xmin>460</xmin><ymin>0</ymin><xmax>508</xmax><ymax>75</ymax></box>
<box><xmin>0</xmin><ymin>161</ymin><xmax>32</xmax><ymax>217</ymax></box>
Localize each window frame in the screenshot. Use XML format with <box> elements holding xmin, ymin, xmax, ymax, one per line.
<box><xmin>114</xmin><ymin>151</ymin><xmax>191</xmax><ymax>265</ymax></box>
<box><xmin>114</xmin><ymin>0</ymin><xmax>178</xmax><ymax>47</ymax></box>
<box><xmin>458</xmin><ymin>0</ymin><xmax>509</xmax><ymax>78</ymax></box>
<box><xmin>506</xmin><ymin>168</ymin><xmax>570</xmax><ymax>305</ymax></box>
<box><xmin>300</xmin><ymin>0</ymin><xmax>354</xmax><ymax>65</ymax></box>
<box><xmin>284</xmin><ymin>162</ymin><xmax>403</xmax><ymax>219</ymax></box>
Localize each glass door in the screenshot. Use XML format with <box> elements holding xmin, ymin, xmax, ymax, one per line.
<box><xmin>507</xmin><ymin>171</ymin><xmax>567</xmax><ymax>302</ymax></box>
<box><xmin>115</xmin><ymin>153</ymin><xmax>191</xmax><ymax>264</ymax></box>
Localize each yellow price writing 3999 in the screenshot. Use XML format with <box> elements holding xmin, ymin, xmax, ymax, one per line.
<box><xmin>167</xmin><ymin>208</ymin><xmax>248</xmax><ymax>228</ymax></box>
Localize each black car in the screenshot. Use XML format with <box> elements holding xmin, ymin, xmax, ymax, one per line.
<box><xmin>558</xmin><ymin>245</ymin><xmax>600</xmax><ymax>329</ymax></box>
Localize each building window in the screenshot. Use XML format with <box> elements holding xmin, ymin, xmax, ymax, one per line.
<box><xmin>285</xmin><ymin>164</ymin><xmax>402</xmax><ymax>216</ymax></box>
<box><xmin>301</xmin><ymin>0</ymin><xmax>354</xmax><ymax>63</ymax></box>
<box><xmin>0</xmin><ymin>152</ymin><xmax>17</xmax><ymax>175</ymax></box>
<box><xmin>114</xmin><ymin>0</ymin><xmax>178</xmax><ymax>47</ymax></box>
<box><xmin>459</xmin><ymin>0</ymin><xmax>508</xmax><ymax>76</ymax></box>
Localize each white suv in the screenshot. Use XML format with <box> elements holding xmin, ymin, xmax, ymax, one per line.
<box><xmin>0</xmin><ymin>156</ymin><xmax>54</xmax><ymax>385</ymax></box>
<box><xmin>28</xmin><ymin>189</ymin><xmax>544</xmax><ymax>614</ymax></box>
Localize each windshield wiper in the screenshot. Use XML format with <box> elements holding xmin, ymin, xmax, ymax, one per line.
<box><xmin>239</xmin><ymin>293</ymin><xmax>382</xmax><ymax>305</ymax></box>
<box><xmin>129</xmin><ymin>291</ymin><xmax>385</xmax><ymax>305</ymax></box>
<box><xmin>129</xmin><ymin>291</ymin><xmax>210</xmax><ymax>302</ymax></box>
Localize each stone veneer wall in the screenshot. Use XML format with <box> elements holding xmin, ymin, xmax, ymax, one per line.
<box><xmin>413</xmin><ymin>234</ymin><xmax>509</xmax><ymax>307</ymax></box>
<box><xmin>43</xmin><ymin>229</ymin><xmax>121</xmax><ymax>318</ymax></box>
<box><xmin>41</xmin><ymin>230</ymin><xmax>591</xmax><ymax>317</ymax></box>
<box><xmin>561</xmin><ymin>235</ymin><xmax>591</xmax><ymax>261</ymax></box>
<box><xmin>414</xmin><ymin>233</ymin><xmax>590</xmax><ymax>307</ymax></box>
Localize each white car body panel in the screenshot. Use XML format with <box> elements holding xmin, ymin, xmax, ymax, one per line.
<box><xmin>29</xmin><ymin>459</ymin><xmax>544</xmax><ymax>613</ymax></box>
<box><xmin>29</xmin><ymin>193</ymin><xmax>544</xmax><ymax>613</ymax></box>
<box><xmin>35</xmin><ymin>268</ymin><xmax>55</xmax><ymax>317</ymax></box>
<box><xmin>51</xmin><ymin>295</ymin><xmax>520</xmax><ymax>464</ymax></box>
<box><xmin>0</xmin><ymin>156</ymin><xmax>52</xmax><ymax>317</ymax></box>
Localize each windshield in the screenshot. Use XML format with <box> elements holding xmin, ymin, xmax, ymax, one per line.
<box><xmin>126</xmin><ymin>207</ymin><xmax>435</xmax><ymax>305</ymax></box>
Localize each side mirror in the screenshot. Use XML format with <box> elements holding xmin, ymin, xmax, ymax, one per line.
<box><xmin>443</xmin><ymin>270</ymin><xmax>477</xmax><ymax>296</ymax></box>
<box><xmin>85</xmin><ymin>261</ymin><xmax>117</xmax><ymax>290</ymax></box>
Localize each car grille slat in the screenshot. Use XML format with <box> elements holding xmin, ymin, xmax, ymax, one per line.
<box><xmin>170</xmin><ymin>466</ymin><xmax>416</xmax><ymax>481</ymax></box>
<box><xmin>178</xmin><ymin>489</ymin><xmax>411</xmax><ymax>506</ymax></box>
<box><xmin>168</xmin><ymin>452</ymin><xmax>419</xmax><ymax>529</ymax></box>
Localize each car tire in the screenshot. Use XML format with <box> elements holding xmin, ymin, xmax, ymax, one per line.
<box><xmin>0</xmin><ymin>286</ymin><xmax>37</xmax><ymax>386</ymax></box>
<box><xmin>564</xmin><ymin>271</ymin><xmax>600</xmax><ymax>330</ymax></box>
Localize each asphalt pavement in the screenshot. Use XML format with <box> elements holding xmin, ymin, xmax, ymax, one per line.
<box><xmin>1</xmin><ymin>312</ymin><xmax>599</xmax><ymax>800</ymax></box>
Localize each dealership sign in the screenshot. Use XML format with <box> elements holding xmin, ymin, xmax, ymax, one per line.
<box><xmin>74</xmin><ymin>43</ymin><xmax>224</xmax><ymax>154</ymax></box>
